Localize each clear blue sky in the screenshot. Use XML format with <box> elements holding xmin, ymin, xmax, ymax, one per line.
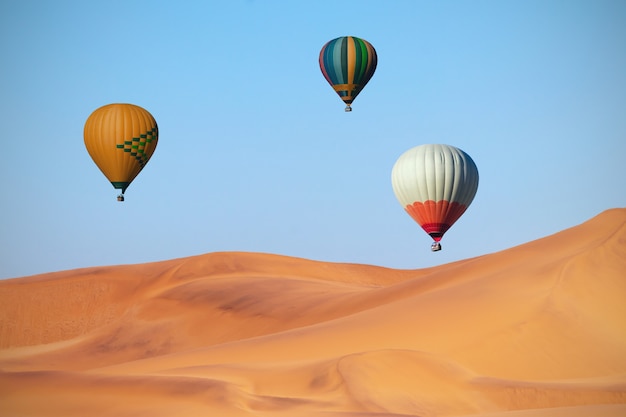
<box><xmin>1</xmin><ymin>0</ymin><xmax>625</xmax><ymax>279</ymax></box>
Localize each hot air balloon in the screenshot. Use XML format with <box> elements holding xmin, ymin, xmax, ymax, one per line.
<box><xmin>391</xmin><ymin>144</ymin><xmax>479</xmax><ymax>251</ymax></box>
<box><xmin>84</xmin><ymin>103</ymin><xmax>158</xmax><ymax>201</ymax></box>
<box><xmin>319</xmin><ymin>36</ymin><xmax>377</xmax><ymax>112</ymax></box>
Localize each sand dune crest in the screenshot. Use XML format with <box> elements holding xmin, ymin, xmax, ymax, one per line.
<box><xmin>1</xmin><ymin>208</ymin><xmax>625</xmax><ymax>416</ymax></box>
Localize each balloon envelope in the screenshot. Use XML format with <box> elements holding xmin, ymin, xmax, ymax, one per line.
<box><xmin>319</xmin><ymin>36</ymin><xmax>377</xmax><ymax>111</ymax></box>
<box><xmin>391</xmin><ymin>144</ymin><xmax>479</xmax><ymax>243</ymax></box>
<box><xmin>84</xmin><ymin>103</ymin><xmax>158</xmax><ymax>198</ymax></box>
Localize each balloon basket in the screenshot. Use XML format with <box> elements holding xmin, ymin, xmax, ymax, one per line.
<box><xmin>117</xmin><ymin>194</ymin><xmax>125</xmax><ymax>202</ymax></box>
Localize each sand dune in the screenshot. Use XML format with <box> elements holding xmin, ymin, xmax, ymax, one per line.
<box><xmin>1</xmin><ymin>208</ymin><xmax>625</xmax><ymax>416</ymax></box>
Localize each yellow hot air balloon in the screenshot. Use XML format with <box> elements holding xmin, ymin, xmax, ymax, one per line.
<box><xmin>84</xmin><ymin>103</ymin><xmax>158</xmax><ymax>201</ymax></box>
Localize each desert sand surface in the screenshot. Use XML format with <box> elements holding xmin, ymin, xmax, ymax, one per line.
<box><xmin>1</xmin><ymin>208</ymin><xmax>625</xmax><ymax>417</ymax></box>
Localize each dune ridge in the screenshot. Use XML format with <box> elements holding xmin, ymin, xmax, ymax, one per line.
<box><xmin>1</xmin><ymin>208</ymin><xmax>625</xmax><ymax>416</ymax></box>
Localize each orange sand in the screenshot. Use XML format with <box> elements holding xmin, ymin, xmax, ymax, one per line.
<box><xmin>1</xmin><ymin>208</ymin><xmax>625</xmax><ymax>416</ymax></box>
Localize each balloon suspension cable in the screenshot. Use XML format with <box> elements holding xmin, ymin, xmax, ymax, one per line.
<box><xmin>344</xmin><ymin>105</ymin><xmax>352</xmax><ymax>112</ymax></box>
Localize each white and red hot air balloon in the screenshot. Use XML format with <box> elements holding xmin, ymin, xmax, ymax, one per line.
<box><xmin>391</xmin><ymin>144</ymin><xmax>479</xmax><ymax>251</ymax></box>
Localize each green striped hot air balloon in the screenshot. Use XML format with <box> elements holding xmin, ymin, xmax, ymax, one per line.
<box><xmin>319</xmin><ymin>36</ymin><xmax>378</xmax><ymax>112</ymax></box>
